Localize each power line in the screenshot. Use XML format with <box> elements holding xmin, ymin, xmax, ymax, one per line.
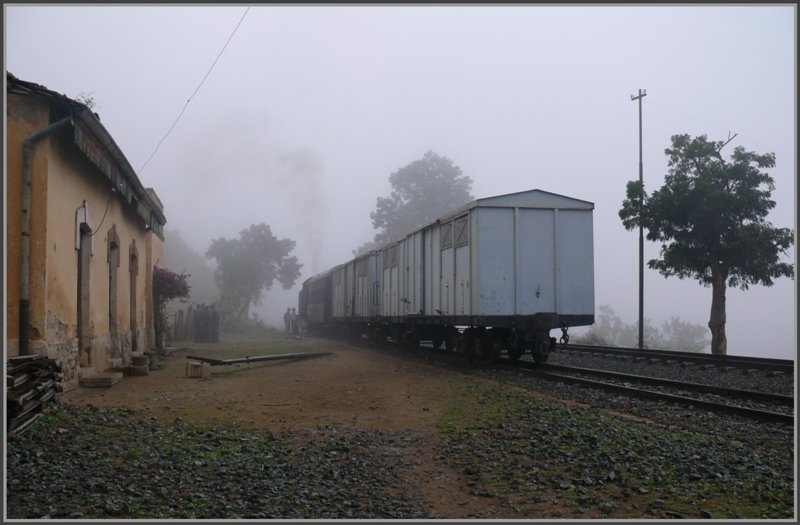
<box><xmin>647</xmin><ymin>98</ymin><xmax>774</xmax><ymax>152</ymax></box>
<box><xmin>138</xmin><ymin>6</ymin><xmax>251</xmax><ymax>175</ymax></box>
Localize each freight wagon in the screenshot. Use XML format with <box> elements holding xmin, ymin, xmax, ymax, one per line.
<box><xmin>299</xmin><ymin>189</ymin><xmax>594</xmax><ymax>363</ymax></box>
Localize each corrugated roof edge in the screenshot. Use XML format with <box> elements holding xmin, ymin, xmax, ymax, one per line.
<box><xmin>6</xmin><ymin>71</ymin><xmax>167</xmax><ymax>230</ymax></box>
<box><xmin>395</xmin><ymin>188</ymin><xmax>595</xmax><ymax>241</ymax></box>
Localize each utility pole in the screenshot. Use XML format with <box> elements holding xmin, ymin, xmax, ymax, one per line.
<box><xmin>630</xmin><ymin>88</ymin><xmax>646</xmax><ymax>349</ymax></box>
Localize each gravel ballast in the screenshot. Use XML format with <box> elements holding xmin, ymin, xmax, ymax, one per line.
<box><xmin>6</xmin><ymin>404</ymin><xmax>432</xmax><ymax>520</ymax></box>
<box><xmin>5</xmin><ymin>342</ymin><xmax>795</xmax><ymax>520</ymax></box>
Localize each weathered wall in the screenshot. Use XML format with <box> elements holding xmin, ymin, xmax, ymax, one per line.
<box><xmin>6</xmin><ymin>92</ymin><xmax>51</xmax><ymax>350</ymax></box>
<box><xmin>6</xmin><ymin>90</ymin><xmax>162</xmax><ymax>391</ymax></box>
<box><xmin>46</xmin><ymin>135</ymin><xmax>151</xmax><ymax>379</ymax></box>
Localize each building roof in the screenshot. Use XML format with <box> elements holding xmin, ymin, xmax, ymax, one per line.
<box><xmin>6</xmin><ymin>72</ymin><xmax>166</xmax><ymax>237</ymax></box>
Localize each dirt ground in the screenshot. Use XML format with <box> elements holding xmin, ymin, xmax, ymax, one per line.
<box><xmin>59</xmin><ymin>332</ymin><xmax>529</xmax><ymax>518</ymax></box>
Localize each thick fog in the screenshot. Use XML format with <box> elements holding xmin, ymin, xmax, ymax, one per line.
<box><xmin>5</xmin><ymin>5</ymin><xmax>795</xmax><ymax>358</ymax></box>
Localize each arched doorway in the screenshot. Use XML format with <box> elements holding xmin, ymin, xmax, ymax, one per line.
<box><xmin>129</xmin><ymin>240</ymin><xmax>139</xmax><ymax>352</ymax></box>
<box><xmin>107</xmin><ymin>225</ymin><xmax>120</xmax><ymax>354</ymax></box>
<box><xmin>76</xmin><ymin>202</ymin><xmax>94</xmax><ymax>367</ymax></box>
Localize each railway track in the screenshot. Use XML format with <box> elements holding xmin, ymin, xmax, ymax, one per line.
<box><xmin>555</xmin><ymin>343</ymin><xmax>794</xmax><ymax>373</ymax></box>
<box><xmin>502</xmin><ymin>358</ymin><xmax>794</xmax><ymax>424</ymax></box>
<box><xmin>334</xmin><ymin>334</ymin><xmax>794</xmax><ymax>424</ymax></box>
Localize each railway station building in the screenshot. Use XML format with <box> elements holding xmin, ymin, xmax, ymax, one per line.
<box><xmin>6</xmin><ymin>72</ymin><xmax>167</xmax><ymax>391</ymax></box>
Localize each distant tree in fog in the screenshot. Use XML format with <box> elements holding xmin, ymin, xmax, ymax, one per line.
<box><xmin>574</xmin><ymin>305</ymin><xmax>708</xmax><ymax>352</ymax></box>
<box><xmin>574</xmin><ymin>305</ymin><xmax>660</xmax><ymax>349</ymax></box>
<box><xmin>164</xmin><ymin>229</ymin><xmax>219</xmax><ymax>306</ymax></box>
<box><xmin>205</xmin><ymin>224</ymin><xmax>302</xmax><ymax>325</ymax></box>
<box><xmin>620</xmin><ymin>134</ymin><xmax>794</xmax><ymax>355</ymax></box>
<box><xmin>659</xmin><ymin>316</ymin><xmax>708</xmax><ymax>352</ymax></box>
<box><xmin>355</xmin><ymin>150</ymin><xmax>473</xmax><ymax>254</ymax></box>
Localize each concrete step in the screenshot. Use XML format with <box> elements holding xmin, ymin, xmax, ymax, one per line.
<box><xmin>111</xmin><ymin>365</ymin><xmax>149</xmax><ymax>377</ymax></box>
<box><xmin>81</xmin><ymin>372</ymin><xmax>123</xmax><ymax>388</ymax></box>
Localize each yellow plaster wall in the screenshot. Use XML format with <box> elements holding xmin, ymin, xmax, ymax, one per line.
<box><xmin>7</xmin><ymin>90</ymin><xmax>164</xmax><ymax>378</ymax></box>
<box><xmin>46</xmin><ymin>143</ymin><xmax>147</xmax><ymax>325</ymax></box>
<box><xmin>5</xmin><ymin>92</ymin><xmax>51</xmax><ymax>350</ymax></box>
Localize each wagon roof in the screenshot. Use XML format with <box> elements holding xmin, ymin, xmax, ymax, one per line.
<box><xmin>438</xmin><ymin>188</ymin><xmax>594</xmax><ymax>222</ymax></box>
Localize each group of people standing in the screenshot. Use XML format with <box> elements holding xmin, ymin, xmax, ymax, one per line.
<box><xmin>284</xmin><ymin>307</ymin><xmax>300</xmax><ymax>337</ymax></box>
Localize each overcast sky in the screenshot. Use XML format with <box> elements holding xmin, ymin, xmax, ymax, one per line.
<box><xmin>5</xmin><ymin>5</ymin><xmax>796</xmax><ymax>358</ymax></box>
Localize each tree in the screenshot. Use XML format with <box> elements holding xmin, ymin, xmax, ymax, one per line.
<box><xmin>205</xmin><ymin>223</ymin><xmax>302</xmax><ymax>325</ymax></box>
<box><xmin>75</xmin><ymin>91</ymin><xmax>96</xmax><ymax>110</ymax></box>
<box><xmin>360</xmin><ymin>150</ymin><xmax>473</xmax><ymax>252</ymax></box>
<box><xmin>659</xmin><ymin>316</ymin><xmax>708</xmax><ymax>352</ymax></box>
<box><xmin>152</xmin><ymin>266</ymin><xmax>191</xmax><ymax>350</ymax></box>
<box><xmin>574</xmin><ymin>305</ymin><xmax>661</xmax><ymax>348</ymax></box>
<box><xmin>164</xmin><ymin>229</ymin><xmax>219</xmax><ymax>305</ymax></box>
<box><xmin>573</xmin><ymin>305</ymin><xmax>708</xmax><ymax>352</ymax></box>
<box><xmin>619</xmin><ymin>134</ymin><xmax>794</xmax><ymax>355</ymax></box>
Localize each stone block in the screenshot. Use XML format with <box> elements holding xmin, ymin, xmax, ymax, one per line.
<box><xmin>81</xmin><ymin>372</ymin><xmax>123</xmax><ymax>388</ymax></box>
<box><xmin>186</xmin><ymin>361</ymin><xmax>203</xmax><ymax>378</ymax></box>
<box><xmin>129</xmin><ymin>364</ymin><xmax>149</xmax><ymax>376</ymax></box>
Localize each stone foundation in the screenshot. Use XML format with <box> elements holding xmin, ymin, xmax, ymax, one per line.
<box><xmin>12</xmin><ymin>311</ymin><xmax>152</xmax><ymax>392</ymax></box>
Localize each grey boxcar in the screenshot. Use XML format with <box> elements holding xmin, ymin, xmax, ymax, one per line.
<box><xmin>300</xmin><ymin>189</ymin><xmax>594</xmax><ymax>362</ymax></box>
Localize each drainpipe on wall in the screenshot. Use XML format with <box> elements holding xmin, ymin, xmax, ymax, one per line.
<box><xmin>20</xmin><ymin>117</ymin><xmax>73</xmax><ymax>355</ymax></box>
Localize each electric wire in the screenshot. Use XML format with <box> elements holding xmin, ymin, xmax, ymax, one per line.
<box><xmin>87</xmin><ymin>190</ymin><xmax>113</xmax><ymax>237</ymax></box>
<box><xmin>647</xmin><ymin>98</ymin><xmax>774</xmax><ymax>153</ymax></box>
<box><xmin>137</xmin><ymin>6</ymin><xmax>251</xmax><ymax>176</ymax></box>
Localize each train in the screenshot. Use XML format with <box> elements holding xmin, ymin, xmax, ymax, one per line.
<box><xmin>298</xmin><ymin>189</ymin><xmax>595</xmax><ymax>363</ymax></box>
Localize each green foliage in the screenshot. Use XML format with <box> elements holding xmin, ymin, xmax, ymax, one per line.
<box><xmin>205</xmin><ymin>223</ymin><xmax>302</xmax><ymax>324</ymax></box>
<box><xmin>365</xmin><ymin>150</ymin><xmax>473</xmax><ymax>249</ymax></box>
<box><xmin>152</xmin><ymin>266</ymin><xmax>191</xmax><ymax>349</ymax></box>
<box><xmin>619</xmin><ymin>134</ymin><xmax>794</xmax><ymax>354</ymax></box>
<box><xmin>619</xmin><ymin>134</ymin><xmax>793</xmax><ymax>289</ymax></box>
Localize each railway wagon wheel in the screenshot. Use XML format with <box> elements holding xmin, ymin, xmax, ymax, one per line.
<box><xmin>407</xmin><ymin>327</ymin><xmax>420</xmax><ymax>349</ymax></box>
<box><xmin>477</xmin><ymin>332</ymin><xmax>501</xmax><ymax>365</ymax></box>
<box><xmin>532</xmin><ymin>333</ymin><xmax>553</xmax><ymax>364</ymax></box>
<box><xmin>391</xmin><ymin>325</ymin><xmax>405</xmax><ymax>345</ymax></box>
<box><xmin>461</xmin><ymin>328</ymin><xmax>478</xmax><ymax>356</ymax></box>
<box><xmin>370</xmin><ymin>325</ymin><xmax>388</xmax><ymax>347</ymax></box>
<box><xmin>445</xmin><ymin>326</ymin><xmax>458</xmax><ymax>352</ymax></box>
<box><xmin>507</xmin><ymin>330</ymin><xmax>524</xmax><ymax>361</ymax></box>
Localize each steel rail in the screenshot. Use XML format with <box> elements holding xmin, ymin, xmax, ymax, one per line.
<box><xmin>186</xmin><ymin>352</ymin><xmax>332</xmax><ymax>366</ymax></box>
<box><xmin>530</xmin><ymin>362</ymin><xmax>794</xmax><ymax>405</ymax></box>
<box><xmin>556</xmin><ymin>343</ymin><xmax>794</xmax><ymax>372</ymax></box>
<box><xmin>503</xmin><ymin>361</ymin><xmax>793</xmax><ymax>424</ymax></box>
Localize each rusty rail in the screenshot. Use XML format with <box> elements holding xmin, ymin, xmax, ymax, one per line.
<box><xmin>186</xmin><ymin>352</ymin><xmax>332</xmax><ymax>366</ymax></box>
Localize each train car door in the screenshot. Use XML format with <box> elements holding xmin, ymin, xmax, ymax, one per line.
<box><xmin>440</xmin><ymin>220</ymin><xmax>454</xmax><ymax>315</ymax></box>
<box><xmin>453</xmin><ymin>214</ymin><xmax>471</xmax><ymax>315</ymax></box>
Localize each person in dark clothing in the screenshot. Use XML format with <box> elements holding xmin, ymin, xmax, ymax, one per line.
<box><xmin>284</xmin><ymin>307</ymin><xmax>291</xmax><ymax>334</ymax></box>
<box><xmin>290</xmin><ymin>308</ymin><xmax>300</xmax><ymax>337</ymax></box>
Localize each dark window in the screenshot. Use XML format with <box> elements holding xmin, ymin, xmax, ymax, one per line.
<box><xmin>440</xmin><ymin>222</ymin><xmax>453</xmax><ymax>249</ymax></box>
<box><xmin>357</xmin><ymin>259</ymin><xmax>368</xmax><ymax>277</ymax></box>
<box><xmin>454</xmin><ymin>215</ymin><xmax>469</xmax><ymax>246</ymax></box>
<box><xmin>383</xmin><ymin>246</ymin><xmax>399</xmax><ymax>269</ymax></box>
